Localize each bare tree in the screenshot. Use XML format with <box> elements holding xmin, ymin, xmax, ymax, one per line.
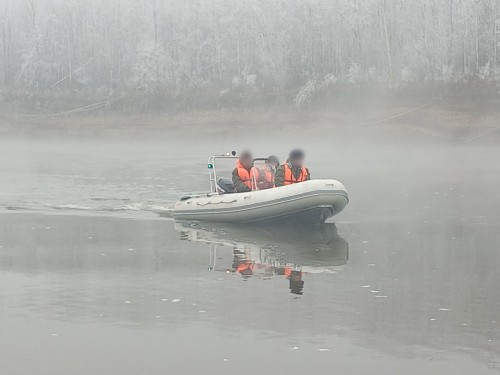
<box><xmin>0</xmin><ymin>0</ymin><xmax>498</xmax><ymax>102</ymax></box>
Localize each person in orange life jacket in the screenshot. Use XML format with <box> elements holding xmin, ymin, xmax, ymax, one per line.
<box><xmin>274</xmin><ymin>149</ymin><xmax>310</xmax><ymax>187</ymax></box>
<box><xmin>254</xmin><ymin>155</ymin><xmax>279</xmax><ymax>190</ymax></box>
<box><xmin>232</xmin><ymin>151</ymin><xmax>257</xmax><ymax>192</ymax></box>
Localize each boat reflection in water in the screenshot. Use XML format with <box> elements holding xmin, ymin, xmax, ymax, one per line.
<box><xmin>175</xmin><ymin>222</ymin><xmax>349</xmax><ymax>295</ymax></box>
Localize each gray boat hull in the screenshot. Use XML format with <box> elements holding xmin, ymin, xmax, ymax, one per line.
<box><xmin>173</xmin><ymin>180</ymin><xmax>349</xmax><ymax>224</ymax></box>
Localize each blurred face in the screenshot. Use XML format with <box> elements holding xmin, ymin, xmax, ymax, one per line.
<box><xmin>240</xmin><ymin>155</ymin><xmax>253</xmax><ymax>168</ymax></box>
<box><xmin>267</xmin><ymin>159</ymin><xmax>279</xmax><ymax>169</ymax></box>
<box><xmin>290</xmin><ymin>157</ymin><xmax>304</xmax><ymax>168</ymax></box>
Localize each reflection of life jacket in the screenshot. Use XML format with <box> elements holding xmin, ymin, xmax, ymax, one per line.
<box><xmin>236</xmin><ymin>262</ymin><xmax>254</xmax><ymax>274</ymax></box>
<box><xmin>284</xmin><ymin>266</ymin><xmax>303</xmax><ymax>279</ymax></box>
<box><xmin>236</xmin><ymin>161</ymin><xmax>258</xmax><ymax>190</ymax></box>
<box><xmin>283</xmin><ymin>164</ymin><xmax>308</xmax><ymax>185</ymax></box>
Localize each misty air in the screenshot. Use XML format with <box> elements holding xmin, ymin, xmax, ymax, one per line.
<box><xmin>0</xmin><ymin>1</ymin><xmax>499</xmax><ymax>374</ymax></box>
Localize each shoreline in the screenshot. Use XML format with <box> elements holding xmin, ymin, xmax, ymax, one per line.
<box><xmin>1</xmin><ymin>82</ymin><xmax>500</xmax><ymax>141</ymax></box>
<box><xmin>1</xmin><ymin>103</ymin><xmax>500</xmax><ymax>142</ymax></box>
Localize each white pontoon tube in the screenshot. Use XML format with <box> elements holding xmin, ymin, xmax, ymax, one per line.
<box><xmin>173</xmin><ymin>153</ymin><xmax>349</xmax><ymax>224</ymax></box>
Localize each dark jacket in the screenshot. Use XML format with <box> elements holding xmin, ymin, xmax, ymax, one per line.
<box><xmin>232</xmin><ymin>167</ymin><xmax>252</xmax><ymax>192</ymax></box>
<box><xmin>274</xmin><ymin>163</ymin><xmax>311</xmax><ymax>187</ymax></box>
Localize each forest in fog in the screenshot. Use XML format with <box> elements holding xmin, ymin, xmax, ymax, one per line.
<box><xmin>1</xmin><ymin>0</ymin><xmax>500</xmax><ymax>109</ymax></box>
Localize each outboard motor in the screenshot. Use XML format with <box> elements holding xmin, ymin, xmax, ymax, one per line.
<box><xmin>217</xmin><ymin>178</ymin><xmax>235</xmax><ymax>194</ymax></box>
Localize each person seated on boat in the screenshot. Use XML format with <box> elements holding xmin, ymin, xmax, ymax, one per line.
<box><xmin>254</xmin><ymin>155</ymin><xmax>279</xmax><ymax>190</ymax></box>
<box><xmin>274</xmin><ymin>149</ymin><xmax>310</xmax><ymax>187</ymax></box>
<box><xmin>232</xmin><ymin>151</ymin><xmax>257</xmax><ymax>192</ymax></box>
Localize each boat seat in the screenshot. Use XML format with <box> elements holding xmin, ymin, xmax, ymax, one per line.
<box><xmin>217</xmin><ymin>178</ymin><xmax>235</xmax><ymax>194</ymax></box>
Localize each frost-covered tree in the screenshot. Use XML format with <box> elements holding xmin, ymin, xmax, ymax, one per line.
<box><xmin>0</xmin><ymin>0</ymin><xmax>499</xmax><ymax>101</ymax></box>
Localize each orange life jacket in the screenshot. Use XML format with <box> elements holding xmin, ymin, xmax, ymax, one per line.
<box><xmin>283</xmin><ymin>164</ymin><xmax>308</xmax><ymax>185</ymax></box>
<box><xmin>284</xmin><ymin>266</ymin><xmax>303</xmax><ymax>279</ymax></box>
<box><xmin>236</xmin><ymin>161</ymin><xmax>258</xmax><ymax>190</ymax></box>
<box><xmin>236</xmin><ymin>262</ymin><xmax>254</xmax><ymax>274</ymax></box>
<box><xmin>254</xmin><ymin>168</ymin><xmax>274</xmax><ymax>189</ymax></box>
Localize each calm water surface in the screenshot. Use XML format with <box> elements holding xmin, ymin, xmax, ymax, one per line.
<box><xmin>0</xmin><ymin>137</ymin><xmax>499</xmax><ymax>374</ymax></box>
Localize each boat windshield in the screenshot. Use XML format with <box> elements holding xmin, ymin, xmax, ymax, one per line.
<box><xmin>250</xmin><ymin>158</ymin><xmax>268</xmax><ymax>191</ymax></box>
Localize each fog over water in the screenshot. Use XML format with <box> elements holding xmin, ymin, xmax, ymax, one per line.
<box><xmin>1</xmin><ymin>0</ymin><xmax>500</xmax><ymax>372</ymax></box>
<box><xmin>0</xmin><ymin>129</ymin><xmax>499</xmax><ymax>374</ymax></box>
<box><xmin>1</xmin><ymin>132</ymin><xmax>499</xmax><ymax>221</ymax></box>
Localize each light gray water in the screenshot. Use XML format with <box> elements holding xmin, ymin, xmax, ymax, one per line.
<box><xmin>0</xmin><ymin>136</ymin><xmax>499</xmax><ymax>374</ymax></box>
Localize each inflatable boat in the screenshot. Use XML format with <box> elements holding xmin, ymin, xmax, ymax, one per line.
<box><xmin>173</xmin><ymin>154</ymin><xmax>349</xmax><ymax>224</ymax></box>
